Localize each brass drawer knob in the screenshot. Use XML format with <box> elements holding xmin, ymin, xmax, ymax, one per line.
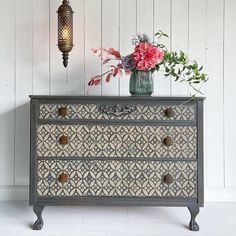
<box><xmin>59</xmin><ymin>135</ymin><xmax>68</xmax><ymax>145</ymax></box>
<box><xmin>163</xmin><ymin>174</ymin><xmax>174</xmax><ymax>184</ymax></box>
<box><xmin>58</xmin><ymin>107</ymin><xmax>68</xmax><ymax>117</ymax></box>
<box><xmin>164</xmin><ymin>107</ymin><xmax>174</xmax><ymax>118</ymax></box>
<box><xmin>58</xmin><ymin>172</ymin><xmax>69</xmax><ymax>183</ymax></box>
<box><xmin>163</xmin><ymin>136</ymin><xmax>174</xmax><ymax>146</ymax></box>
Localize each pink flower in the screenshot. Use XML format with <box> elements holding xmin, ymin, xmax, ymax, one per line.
<box><xmin>132</xmin><ymin>42</ymin><xmax>164</xmax><ymax>71</ymax></box>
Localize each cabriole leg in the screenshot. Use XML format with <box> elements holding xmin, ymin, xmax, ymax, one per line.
<box><xmin>188</xmin><ymin>206</ymin><xmax>200</xmax><ymax>231</ymax></box>
<box><xmin>32</xmin><ymin>205</ymin><xmax>44</xmax><ymax>230</ymax></box>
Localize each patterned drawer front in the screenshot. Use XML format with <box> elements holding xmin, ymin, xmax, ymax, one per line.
<box><xmin>36</xmin><ymin>159</ymin><xmax>197</xmax><ymax>198</ymax></box>
<box><xmin>38</xmin><ymin>103</ymin><xmax>195</xmax><ymax>122</ymax></box>
<box><xmin>36</xmin><ymin>124</ymin><xmax>197</xmax><ymax>159</ymax></box>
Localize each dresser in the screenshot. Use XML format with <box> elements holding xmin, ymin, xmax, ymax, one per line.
<box><xmin>29</xmin><ymin>96</ymin><xmax>204</xmax><ymax>231</ymax></box>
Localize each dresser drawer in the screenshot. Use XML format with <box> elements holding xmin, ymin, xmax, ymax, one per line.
<box><xmin>38</xmin><ymin>102</ymin><xmax>195</xmax><ymax>122</ymax></box>
<box><xmin>36</xmin><ymin>124</ymin><xmax>197</xmax><ymax>159</ymax></box>
<box><xmin>36</xmin><ymin>159</ymin><xmax>197</xmax><ymax>198</ymax></box>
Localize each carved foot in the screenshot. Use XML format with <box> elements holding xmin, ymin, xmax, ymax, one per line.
<box><xmin>189</xmin><ymin>219</ymin><xmax>199</xmax><ymax>231</ymax></box>
<box><xmin>188</xmin><ymin>206</ymin><xmax>200</xmax><ymax>231</ymax></box>
<box><xmin>32</xmin><ymin>205</ymin><xmax>44</xmax><ymax>230</ymax></box>
<box><xmin>33</xmin><ymin>219</ymin><xmax>43</xmax><ymax>230</ymax></box>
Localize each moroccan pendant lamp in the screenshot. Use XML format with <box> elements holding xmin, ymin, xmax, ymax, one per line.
<box><xmin>57</xmin><ymin>0</ymin><xmax>74</xmax><ymax>67</ymax></box>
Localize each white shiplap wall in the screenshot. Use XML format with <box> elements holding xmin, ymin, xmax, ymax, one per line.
<box><xmin>0</xmin><ymin>0</ymin><xmax>235</xmax><ymax>201</ymax></box>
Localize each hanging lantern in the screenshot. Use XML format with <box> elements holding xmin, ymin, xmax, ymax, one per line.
<box><xmin>57</xmin><ymin>0</ymin><xmax>74</xmax><ymax>67</ymax></box>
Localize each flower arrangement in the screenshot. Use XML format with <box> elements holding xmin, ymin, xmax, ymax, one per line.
<box><xmin>88</xmin><ymin>31</ymin><xmax>208</xmax><ymax>96</ymax></box>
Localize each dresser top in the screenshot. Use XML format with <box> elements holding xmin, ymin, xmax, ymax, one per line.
<box><xmin>29</xmin><ymin>95</ymin><xmax>205</xmax><ymax>101</ymax></box>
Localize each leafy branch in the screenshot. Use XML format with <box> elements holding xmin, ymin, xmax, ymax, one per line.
<box><xmin>155</xmin><ymin>30</ymin><xmax>169</xmax><ymax>39</ymax></box>
<box><xmin>162</xmin><ymin>51</ymin><xmax>208</xmax><ymax>83</ymax></box>
<box><xmin>153</xmin><ymin>31</ymin><xmax>208</xmax><ymax>96</ymax></box>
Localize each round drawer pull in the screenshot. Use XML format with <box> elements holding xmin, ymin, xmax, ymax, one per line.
<box><xmin>163</xmin><ymin>136</ymin><xmax>174</xmax><ymax>147</ymax></box>
<box><xmin>59</xmin><ymin>135</ymin><xmax>69</xmax><ymax>145</ymax></box>
<box><xmin>164</xmin><ymin>107</ymin><xmax>174</xmax><ymax>118</ymax></box>
<box><xmin>58</xmin><ymin>107</ymin><xmax>68</xmax><ymax>117</ymax></box>
<box><xmin>163</xmin><ymin>174</ymin><xmax>174</xmax><ymax>184</ymax></box>
<box><xmin>58</xmin><ymin>172</ymin><xmax>69</xmax><ymax>183</ymax></box>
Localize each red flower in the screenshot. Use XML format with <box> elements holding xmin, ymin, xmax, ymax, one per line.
<box><xmin>133</xmin><ymin>42</ymin><xmax>164</xmax><ymax>71</ymax></box>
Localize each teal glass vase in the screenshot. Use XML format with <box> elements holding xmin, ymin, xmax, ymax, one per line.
<box><xmin>129</xmin><ymin>70</ymin><xmax>154</xmax><ymax>96</ymax></box>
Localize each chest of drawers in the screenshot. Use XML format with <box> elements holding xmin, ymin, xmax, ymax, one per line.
<box><xmin>29</xmin><ymin>96</ymin><xmax>204</xmax><ymax>231</ymax></box>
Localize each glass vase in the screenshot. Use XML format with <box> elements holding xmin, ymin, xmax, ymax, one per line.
<box><xmin>129</xmin><ymin>70</ymin><xmax>154</xmax><ymax>96</ymax></box>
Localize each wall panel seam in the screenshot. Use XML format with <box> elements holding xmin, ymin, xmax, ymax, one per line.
<box><xmin>67</xmin><ymin>68</ymin><xmax>69</xmax><ymax>95</ymax></box>
<box><xmin>47</xmin><ymin>0</ymin><xmax>52</xmax><ymax>93</ymax></box>
<box><xmin>135</xmin><ymin>0</ymin><xmax>137</xmax><ymax>33</ymax></box>
<box><xmin>83</xmin><ymin>0</ymin><xmax>86</xmax><ymax>95</ymax></box>
<box><xmin>170</xmin><ymin>0</ymin><xmax>173</xmax><ymax>95</ymax></box>
<box><xmin>223</xmin><ymin>0</ymin><xmax>226</xmax><ymax>188</ymax></box>
<box><xmin>49</xmin><ymin>0</ymin><xmax>51</xmax><ymax>95</ymax></box>
<box><xmin>13</xmin><ymin>0</ymin><xmax>16</xmax><ymax>186</ymax></box>
<box><xmin>118</xmin><ymin>0</ymin><xmax>121</xmax><ymax>96</ymax></box>
<box><xmin>32</xmin><ymin>0</ymin><xmax>34</xmax><ymax>95</ymax></box>
<box><xmin>187</xmin><ymin>0</ymin><xmax>190</xmax><ymax>95</ymax></box>
<box><xmin>204</xmin><ymin>0</ymin><xmax>208</xmax><ymax>186</ymax></box>
<box><xmin>101</xmin><ymin>0</ymin><xmax>103</xmax><ymax>96</ymax></box>
<box><xmin>152</xmin><ymin>0</ymin><xmax>155</xmax><ymax>40</ymax></box>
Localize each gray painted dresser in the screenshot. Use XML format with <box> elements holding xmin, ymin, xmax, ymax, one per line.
<box><xmin>29</xmin><ymin>96</ymin><xmax>204</xmax><ymax>231</ymax></box>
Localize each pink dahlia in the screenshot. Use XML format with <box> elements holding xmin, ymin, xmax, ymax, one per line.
<box><xmin>133</xmin><ymin>42</ymin><xmax>164</xmax><ymax>71</ymax></box>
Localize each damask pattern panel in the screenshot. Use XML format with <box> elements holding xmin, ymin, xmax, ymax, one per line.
<box><xmin>36</xmin><ymin>124</ymin><xmax>197</xmax><ymax>159</ymax></box>
<box><xmin>38</xmin><ymin>103</ymin><xmax>195</xmax><ymax>121</ymax></box>
<box><xmin>36</xmin><ymin>160</ymin><xmax>197</xmax><ymax>198</ymax></box>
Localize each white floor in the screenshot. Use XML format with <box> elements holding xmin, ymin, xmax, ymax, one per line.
<box><xmin>0</xmin><ymin>201</ymin><xmax>235</xmax><ymax>236</ymax></box>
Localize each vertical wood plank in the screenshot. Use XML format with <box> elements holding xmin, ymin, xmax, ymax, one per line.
<box><xmin>224</xmin><ymin>0</ymin><xmax>236</xmax><ymax>187</ymax></box>
<box><xmin>15</xmin><ymin>0</ymin><xmax>33</xmax><ymax>185</ymax></box>
<box><xmin>189</xmin><ymin>0</ymin><xmax>207</xmax><ymax>96</ymax></box>
<box><xmin>137</xmin><ymin>0</ymin><xmax>154</xmax><ymax>36</ymax></box>
<box><xmin>153</xmin><ymin>0</ymin><xmax>171</xmax><ymax>96</ymax></box>
<box><xmin>0</xmin><ymin>0</ymin><xmax>15</xmax><ymax>185</ymax></box>
<box><xmin>68</xmin><ymin>0</ymin><xmax>85</xmax><ymax>95</ymax></box>
<box><xmin>50</xmin><ymin>0</ymin><xmax>68</xmax><ymax>95</ymax></box>
<box><xmin>188</xmin><ymin>0</ymin><xmax>207</xmax><ymax>186</ymax></box>
<box><xmin>33</xmin><ymin>0</ymin><xmax>50</xmax><ymax>95</ymax></box>
<box><xmin>171</xmin><ymin>0</ymin><xmax>189</xmax><ymax>96</ymax></box>
<box><xmin>101</xmin><ymin>0</ymin><xmax>119</xmax><ymax>96</ymax></box>
<box><xmin>119</xmin><ymin>0</ymin><xmax>136</xmax><ymax>96</ymax></box>
<box><xmin>205</xmin><ymin>0</ymin><xmax>224</xmax><ymax>187</ymax></box>
<box><xmin>84</xmin><ymin>0</ymin><xmax>102</xmax><ymax>96</ymax></box>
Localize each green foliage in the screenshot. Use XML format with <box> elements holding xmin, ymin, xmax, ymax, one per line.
<box><xmin>155</xmin><ymin>30</ymin><xmax>169</xmax><ymax>39</ymax></box>
<box><xmin>154</xmin><ymin>31</ymin><xmax>208</xmax><ymax>96</ymax></box>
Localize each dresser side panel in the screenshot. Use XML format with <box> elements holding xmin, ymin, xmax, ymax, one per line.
<box><xmin>29</xmin><ymin>98</ymin><xmax>38</xmax><ymax>205</ymax></box>
<box><xmin>197</xmin><ymin>100</ymin><xmax>204</xmax><ymax>206</ymax></box>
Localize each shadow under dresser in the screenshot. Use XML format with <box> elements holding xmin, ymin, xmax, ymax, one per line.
<box><xmin>29</xmin><ymin>96</ymin><xmax>204</xmax><ymax>231</ymax></box>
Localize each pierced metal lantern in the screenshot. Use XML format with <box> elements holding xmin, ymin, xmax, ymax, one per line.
<box><xmin>57</xmin><ymin>0</ymin><xmax>74</xmax><ymax>67</ymax></box>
